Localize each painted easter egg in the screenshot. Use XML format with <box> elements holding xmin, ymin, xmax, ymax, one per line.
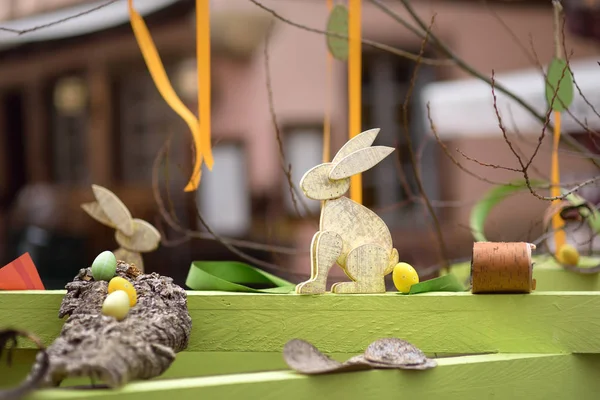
<box><xmin>557</xmin><ymin>243</ymin><xmax>580</xmax><ymax>266</ymax></box>
<box><xmin>91</xmin><ymin>251</ymin><xmax>117</xmax><ymax>281</ymax></box>
<box><xmin>393</xmin><ymin>262</ymin><xmax>419</xmax><ymax>293</ymax></box>
<box><xmin>108</xmin><ymin>276</ymin><xmax>137</xmax><ymax>307</ymax></box>
<box><xmin>102</xmin><ymin>290</ymin><xmax>131</xmax><ymax>321</ymax></box>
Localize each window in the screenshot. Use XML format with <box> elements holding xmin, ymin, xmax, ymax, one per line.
<box><xmin>197</xmin><ymin>142</ymin><xmax>251</xmax><ymax>236</ymax></box>
<box><xmin>361</xmin><ymin>52</ymin><xmax>438</xmax><ymax>228</ymax></box>
<box><xmin>49</xmin><ymin>74</ymin><xmax>90</xmax><ymax>184</ymax></box>
<box><xmin>283</xmin><ymin>126</ymin><xmax>323</xmax><ymax>216</ymax></box>
<box><xmin>114</xmin><ymin>63</ymin><xmax>188</xmax><ymax>185</ymax></box>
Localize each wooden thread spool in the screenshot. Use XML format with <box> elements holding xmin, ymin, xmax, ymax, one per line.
<box><xmin>471</xmin><ymin>242</ymin><xmax>537</xmax><ymax>294</ymax></box>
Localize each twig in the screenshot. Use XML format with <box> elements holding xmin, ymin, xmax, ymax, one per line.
<box><xmin>401</xmin><ymin>14</ymin><xmax>450</xmax><ymax>272</ymax></box>
<box><xmin>152</xmin><ymin>137</ymin><xmax>307</xmax><ymax>277</ymax></box>
<box><xmin>457</xmin><ymin>148</ymin><xmax>521</xmax><ymax>172</ymax></box>
<box><xmin>263</xmin><ymin>22</ymin><xmax>314</xmax><ymax>220</ymax></box>
<box><xmin>152</xmin><ymin>137</ymin><xmax>308</xmax><ymax>255</ymax></box>
<box><xmin>426</xmin><ymin>104</ymin><xmax>515</xmax><ymax>186</ymax></box>
<box><xmin>394</xmin><ymin>0</ymin><xmax>600</xmax><ymax>170</ymax></box>
<box><xmin>490</xmin><ymin>71</ymin><xmax>600</xmax><ymax>200</ymax></box>
<box><xmin>0</xmin><ymin>328</ymin><xmax>49</xmax><ymax>400</ymax></box>
<box><xmin>248</xmin><ymin>0</ymin><xmax>453</xmax><ymax>66</ymax></box>
<box><xmin>0</xmin><ymin>0</ymin><xmax>120</xmax><ymax>35</ymax></box>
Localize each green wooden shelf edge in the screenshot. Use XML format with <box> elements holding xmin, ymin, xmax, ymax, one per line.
<box><xmin>21</xmin><ymin>353</ymin><xmax>600</xmax><ymax>400</ymax></box>
<box><xmin>3</xmin><ymin>290</ymin><xmax>600</xmax><ymax>355</ymax></box>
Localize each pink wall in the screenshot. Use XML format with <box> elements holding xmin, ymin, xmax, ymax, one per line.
<box><xmin>208</xmin><ymin>0</ymin><xmax>600</xmax><ymax>275</ymax></box>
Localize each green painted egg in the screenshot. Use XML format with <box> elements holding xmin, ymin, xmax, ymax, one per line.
<box><xmin>91</xmin><ymin>250</ymin><xmax>117</xmax><ymax>281</ymax></box>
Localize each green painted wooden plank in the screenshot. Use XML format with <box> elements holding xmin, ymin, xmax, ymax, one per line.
<box><xmin>2</xmin><ymin>349</ymin><xmax>478</xmax><ymax>388</ymax></box>
<box><xmin>1</xmin><ymin>351</ymin><xmax>298</xmax><ymax>388</ymax></box>
<box><xmin>3</xmin><ymin>291</ymin><xmax>600</xmax><ymax>354</ymax></box>
<box><xmin>22</xmin><ymin>353</ymin><xmax>600</xmax><ymax>400</ymax></box>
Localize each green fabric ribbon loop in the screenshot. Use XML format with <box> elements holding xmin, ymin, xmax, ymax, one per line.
<box><xmin>186</xmin><ymin>261</ymin><xmax>296</xmax><ymax>293</ymax></box>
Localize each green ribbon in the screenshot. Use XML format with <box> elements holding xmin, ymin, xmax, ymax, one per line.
<box><xmin>186</xmin><ymin>261</ymin><xmax>296</xmax><ymax>293</ymax></box>
<box><xmin>404</xmin><ymin>274</ymin><xmax>466</xmax><ymax>295</ymax></box>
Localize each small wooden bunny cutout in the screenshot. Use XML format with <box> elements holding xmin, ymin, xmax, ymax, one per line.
<box><xmin>81</xmin><ymin>184</ymin><xmax>161</xmax><ymax>272</ymax></box>
<box><xmin>296</xmin><ymin>128</ymin><xmax>399</xmax><ymax>294</ymax></box>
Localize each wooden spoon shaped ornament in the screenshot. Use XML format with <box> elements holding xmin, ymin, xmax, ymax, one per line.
<box><xmin>81</xmin><ymin>185</ymin><xmax>161</xmax><ymax>272</ymax></box>
<box><xmin>283</xmin><ymin>338</ymin><xmax>437</xmax><ymax>375</ymax></box>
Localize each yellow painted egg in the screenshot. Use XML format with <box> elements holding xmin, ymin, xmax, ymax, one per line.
<box><xmin>108</xmin><ymin>276</ymin><xmax>137</xmax><ymax>307</ymax></box>
<box><xmin>102</xmin><ymin>290</ymin><xmax>131</xmax><ymax>321</ymax></box>
<box><xmin>557</xmin><ymin>243</ymin><xmax>580</xmax><ymax>266</ymax></box>
<box><xmin>393</xmin><ymin>262</ymin><xmax>419</xmax><ymax>293</ymax></box>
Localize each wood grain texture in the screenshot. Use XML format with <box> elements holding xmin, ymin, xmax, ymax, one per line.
<box><xmin>329</xmin><ymin>147</ymin><xmax>395</xmax><ymax>180</ymax></box>
<box><xmin>296</xmin><ymin>128</ymin><xmax>398</xmax><ymax>294</ymax></box>
<box><xmin>4</xmin><ymin>291</ymin><xmax>600</xmax><ymax>354</ymax></box>
<box><xmin>471</xmin><ymin>242</ymin><xmax>536</xmax><ymax>294</ymax></box>
<box><xmin>22</xmin><ymin>354</ymin><xmax>600</xmax><ymax>399</ymax></box>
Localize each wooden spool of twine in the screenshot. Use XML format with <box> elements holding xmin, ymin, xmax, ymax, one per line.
<box><xmin>471</xmin><ymin>242</ymin><xmax>537</xmax><ymax>294</ymax></box>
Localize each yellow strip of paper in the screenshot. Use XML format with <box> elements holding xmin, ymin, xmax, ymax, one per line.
<box><xmin>128</xmin><ymin>0</ymin><xmax>212</xmax><ymax>192</ymax></box>
<box><xmin>551</xmin><ymin>110</ymin><xmax>566</xmax><ymax>252</ymax></box>
<box><xmin>323</xmin><ymin>0</ymin><xmax>333</xmax><ymax>163</ymax></box>
<box><xmin>195</xmin><ymin>0</ymin><xmax>214</xmax><ymax>173</ymax></box>
<box><xmin>348</xmin><ymin>0</ymin><xmax>362</xmax><ymax>204</ymax></box>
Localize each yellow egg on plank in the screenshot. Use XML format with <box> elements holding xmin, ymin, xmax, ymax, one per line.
<box><xmin>108</xmin><ymin>276</ymin><xmax>137</xmax><ymax>307</ymax></box>
<box><xmin>557</xmin><ymin>243</ymin><xmax>580</xmax><ymax>266</ymax></box>
<box><xmin>393</xmin><ymin>262</ymin><xmax>419</xmax><ymax>293</ymax></box>
<box><xmin>102</xmin><ymin>290</ymin><xmax>131</xmax><ymax>321</ymax></box>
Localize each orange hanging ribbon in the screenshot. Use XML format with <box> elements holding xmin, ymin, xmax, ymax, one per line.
<box><xmin>127</xmin><ymin>0</ymin><xmax>213</xmax><ymax>192</ymax></box>
<box><xmin>195</xmin><ymin>0</ymin><xmax>214</xmax><ymax>173</ymax></box>
<box><xmin>348</xmin><ymin>0</ymin><xmax>362</xmax><ymax>204</ymax></box>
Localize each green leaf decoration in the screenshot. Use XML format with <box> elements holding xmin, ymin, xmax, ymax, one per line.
<box><xmin>326</xmin><ymin>4</ymin><xmax>349</xmax><ymax>61</ymax></box>
<box><xmin>470</xmin><ymin>179</ymin><xmax>546</xmax><ymax>242</ymax></box>
<box><xmin>405</xmin><ymin>274</ymin><xmax>466</xmax><ymax>295</ymax></box>
<box><xmin>186</xmin><ymin>261</ymin><xmax>296</xmax><ymax>293</ymax></box>
<box><xmin>545</xmin><ymin>58</ymin><xmax>574</xmax><ymax>112</ymax></box>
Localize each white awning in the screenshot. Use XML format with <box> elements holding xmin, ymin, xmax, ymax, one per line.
<box><xmin>0</xmin><ymin>0</ymin><xmax>179</xmax><ymax>51</ymax></box>
<box><xmin>421</xmin><ymin>57</ymin><xmax>600</xmax><ymax>139</ymax></box>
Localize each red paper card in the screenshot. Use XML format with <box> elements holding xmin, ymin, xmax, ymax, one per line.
<box><xmin>0</xmin><ymin>252</ymin><xmax>45</xmax><ymax>290</ymax></box>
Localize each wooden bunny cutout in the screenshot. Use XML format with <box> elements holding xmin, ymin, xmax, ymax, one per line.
<box><xmin>296</xmin><ymin>128</ymin><xmax>399</xmax><ymax>294</ymax></box>
<box><xmin>81</xmin><ymin>184</ymin><xmax>161</xmax><ymax>272</ymax></box>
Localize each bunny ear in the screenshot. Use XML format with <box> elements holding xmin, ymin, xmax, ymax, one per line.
<box><xmin>91</xmin><ymin>184</ymin><xmax>135</xmax><ymax>236</ymax></box>
<box><xmin>81</xmin><ymin>202</ymin><xmax>117</xmax><ymax>228</ymax></box>
<box><xmin>331</xmin><ymin>128</ymin><xmax>381</xmax><ymax>164</ymax></box>
<box><xmin>300</xmin><ymin>163</ymin><xmax>350</xmax><ymax>200</ymax></box>
<box><xmin>329</xmin><ymin>146</ymin><xmax>395</xmax><ymax>180</ymax></box>
<box><xmin>115</xmin><ymin>219</ymin><xmax>161</xmax><ymax>253</ymax></box>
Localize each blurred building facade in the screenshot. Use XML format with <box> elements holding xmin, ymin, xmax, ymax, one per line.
<box><xmin>0</xmin><ymin>0</ymin><xmax>599</xmax><ymax>287</ymax></box>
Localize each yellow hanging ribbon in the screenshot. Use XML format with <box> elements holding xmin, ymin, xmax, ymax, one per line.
<box><xmin>550</xmin><ymin>1</ymin><xmax>565</xmax><ymax>254</ymax></box>
<box><xmin>348</xmin><ymin>0</ymin><xmax>362</xmax><ymax>204</ymax></box>
<box><xmin>551</xmin><ymin>111</ymin><xmax>566</xmax><ymax>250</ymax></box>
<box><xmin>323</xmin><ymin>0</ymin><xmax>333</xmax><ymax>164</ymax></box>
<box><xmin>127</xmin><ymin>0</ymin><xmax>213</xmax><ymax>192</ymax></box>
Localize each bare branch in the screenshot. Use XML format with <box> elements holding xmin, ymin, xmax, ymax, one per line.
<box><xmin>248</xmin><ymin>0</ymin><xmax>453</xmax><ymax>66</ymax></box>
<box><xmin>263</xmin><ymin>22</ymin><xmax>315</xmax><ymax>220</ymax></box>
<box><xmin>0</xmin><ymin>0</ymin><xmax>120</xmax><ymax>35</ymax></box>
